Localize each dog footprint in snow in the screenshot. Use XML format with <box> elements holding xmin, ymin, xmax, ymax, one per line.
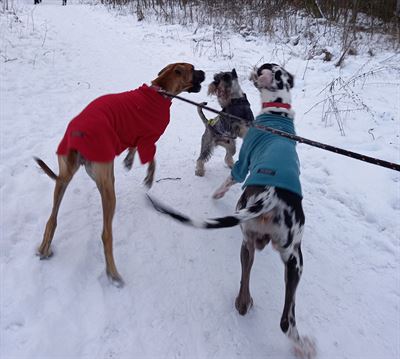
<box><xmin>293</xmin><ymin>336</ymin><xmax>317</xmax><ymax>359</ymax></box>
<box><xmin>5</xmin><ymin>321</ymin><xmax>24</xmax><ymax>332</ymax></box>
<box><xmin>391</xmin><ymin>198</ymin><xmax>400</xmax><ymax>210</ymax></box>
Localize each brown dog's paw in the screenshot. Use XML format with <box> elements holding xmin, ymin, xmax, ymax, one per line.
<box><xmin>109</xmin><ymin>277</ymin><xmax>125</xmax><ymax>288</ymax></box>
<box><xmin>37</xmin><ymin>248</ymin><xmax>53</xmax><ymax>260</ymax></box>
<box><xmin>107</xmin><ymin>272</ymin><xmax>125</xmax><ymax>288</ymax></box>
<box><xmin>143</xmin><ymin>176</ymin><xmax>154</xmax><ymax>189</ymax></box>
<box><xmin>235</xmin><ymin>295</ymin><xmax>253</xmax><ymax>315</ymax></box>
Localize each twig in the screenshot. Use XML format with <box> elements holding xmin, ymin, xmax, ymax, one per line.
<box><xmin>368</xmin><ymin>128</ymin><xmax>375</xmax><ymax>140</ymax></box>
<box><xmin>1</xmin><ymin>54</ymin><xmax>17</xmax><ymax>62</ymax></box>
<box><xmin>335</xmin><ymin>45</ymin><xmax>350</xmax><ymax>67</ymax></box>
<box><xmin>41</xmin><ymin>22</ymin><xmax>48</xmax><ymax>47</ymax></box>
<box><xmin>302</xmin><ymin>59</ymin><xmax>309</xmax><ymax>80</ymax></box>
<box><xmin>314</xmin><ymin>0</ymin><xmax>325</xmax><ymax>19</ymax></box>
<box><xmin>155</xmin><ymin>177</ymin><xmax>181</xmax><ymax>183</ymax></box>
<box><xmin>77</xmin><ymin>81</ymin><xmax>91</xmax><ymax>89</ymax></box>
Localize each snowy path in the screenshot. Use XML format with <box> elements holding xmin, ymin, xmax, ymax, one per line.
<box><xmin>1</xmin><ymin>1</ymin><xmax>399</xmax><ymax>359</ymax></box>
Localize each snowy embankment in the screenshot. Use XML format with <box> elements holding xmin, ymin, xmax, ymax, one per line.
<box><xmin>1</xmin><ymin>1</ymin><xmax>399</xmax><ymax>358</ymax></box>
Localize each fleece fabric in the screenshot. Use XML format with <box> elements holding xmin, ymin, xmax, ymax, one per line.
<box><xmin>57</xmin><ymin>84</ymin><xmax>172</xmax><ymax>164</ymax></box>
<box><xmin>231</xmin><ymin>113</ymin><xmax>302</xmax><ymax>197</ymax></box>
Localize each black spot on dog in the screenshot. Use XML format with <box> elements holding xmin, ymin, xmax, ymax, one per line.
<box><xmin>290</xmin><ymin>305</ymin><xmax>296</xmax><ymax>326</ymax></box>
<box><xmin>284</xmin><ymin>210</ymin><xmax>293</xmax><ymax>228</ymax></box>
<box><xmin>206</xmin><ymin>216</ymin><xmax>240</xmax><ymax>228</ymax></box>
<box><xmin>170</xmin><ymin>212</ymin><xmax>191</xmax><ymax>223</ymax></box>
<box><xmin>298</xmin><ymin>245</ymin><xmax>303</xmax><ymax>266</ymax></box>
<box><xmin>287</xmin><ymin>255</ymin><xmax>299</xmax><ymax>280</ymax></box>
<box><xmin>275</xmin><ymin>188</ymin><xmax>305</xmax><ymax>226</ymax></box>
<box><xmin>287</xmin><ymin>72</ymin><xmax>294</xmax><ymax>88</ymax></box>
<box><xmin>275</xmin><ymin>97</ymin><xmax>283</xmax><ymax>103</ymax></box>
<box><xmin>236</xmin><ymin>192</ymin><xmax>249</xmax><ymax>210</ymax></box>
<box><xmin>248</xmin><ymin>198</ymin><xmax>264</xmax><ymax>213</ymax></box>
<box><xmin>284</xmin><ymin>230</ymin><xmax>294</xmax><ymax>248</ymax></box>
<box><xmin>257</xmin><ymin>63</ymin><xmax>276</xmax><ymax>76</ymax></box>
<box><xmin>273</xmin><ymin>214</ymin><xmax>281</xmax><ymax>225</ymax></box>
<box><xmin>280</xmin><ymin>319</ymin><xmax>289</xmax><ymax>333</ymax></box>
<box><xmin>275</xmin><ymin>71</ymin><xmax>284</xmax><ymax>90</ymax></box>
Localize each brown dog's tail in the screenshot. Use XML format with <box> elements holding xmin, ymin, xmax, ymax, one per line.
<box><xmin>34</xmin><ymin>157</ymin><xmax>58</xmax><ymax>180</ymax></box>
<box><xmin>197</xmin><ymin>102</ymin><xmax>210</xmax><ymax>127</ymax></box>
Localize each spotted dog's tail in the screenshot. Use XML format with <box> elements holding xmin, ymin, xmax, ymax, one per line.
<box><xmin>147</xmin><ymin>189</ymin><xmax>277</xmax><ymax>229</ymax></box>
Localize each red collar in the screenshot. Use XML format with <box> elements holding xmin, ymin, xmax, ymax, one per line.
<box><xmin>262</xmin><ymin>102</ymin><xmax>291</xmax><ymax>109</ymax></box>
<box><xmin>149</xmin><ymin>84</ymin><xmax>170</xmax><ymax>99</ymax></box>
<box><xmin>150</xmin><ymin>84</ymin><xmax>163</xmax><ymax>92</ymax></box>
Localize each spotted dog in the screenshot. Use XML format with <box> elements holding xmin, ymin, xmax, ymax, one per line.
<box><xmin>195</xmin><ymin>69</ymin><xmax>254</xmax><ymax>176</ymax></box>
<box><xmin>148</xmin><ymin>63</ymin><xmax>316</xmax><ymax>358</ymax></box>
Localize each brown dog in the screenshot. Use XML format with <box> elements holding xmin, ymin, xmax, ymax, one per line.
<box><xmin>35</xmin><ymin>63</ymin><xmax>205</xmax><ymax>287</ymax></box>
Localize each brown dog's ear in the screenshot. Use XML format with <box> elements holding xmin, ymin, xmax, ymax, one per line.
<box><xmin>153</xmin><ymin>64</ymin><xmax>176</xmax><ymax>89</ymax></box>
<box><xmin>173</xmin><ymin>64</ymin><xmax>185</xmax><ymax>76</ymax></box>
<box><xmin>157</xmin><ymin>64</ymin><xmax>173</xmax><ymax>76</ymax></box>
<box><xmin>153</xmin><ymin>63</ymin><xmax>194</xmax><ymax>94</ymax></box>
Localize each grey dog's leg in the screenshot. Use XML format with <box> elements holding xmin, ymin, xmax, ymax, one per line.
<box><xmin>219</xmin><ymin>139</ymin><xmax>236</xmax><ymax>168</ymax></box>
<box><xmin>195</xmin><ymin>129</ymin><xmax>214</xmax><ymax>176</ymax></box>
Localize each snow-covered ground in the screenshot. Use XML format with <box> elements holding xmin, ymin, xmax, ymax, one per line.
<box><xmin>1</xmin><ymin>1</ymin><xmax>399</xmax><ymax>358</ymax></box>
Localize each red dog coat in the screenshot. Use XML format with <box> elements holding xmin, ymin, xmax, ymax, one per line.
<box><xmin>57</xmin><ymin>84</ymin><xmax>172</xmax><ymax>164</ymax></box>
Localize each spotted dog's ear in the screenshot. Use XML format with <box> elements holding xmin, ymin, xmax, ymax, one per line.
<box><xmin>287</xmin><ymin>71</ymin><xmax>294</xmax><ymax>89</ymax></box>
<box><xmin>249</xmin><ymin>67</ymin><xmax>258</xmax><ymax>85</ymax></box>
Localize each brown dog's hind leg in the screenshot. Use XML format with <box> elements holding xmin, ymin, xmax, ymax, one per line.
<box><xmin>92</xmin><ymin>162</ymin><xmax>124</xmax><ymax>287</ymax></box>
<box><xmin>235</xmin><ymin>238</ymin><xmax>255</xmax><ymax>315</ymax></box>
<box><xmin>143</xmin><ymin>159</ymin><xmax>155</xmax><ymax>188</ymax></box>
<box><xmin>38</xmin><ymin>152</ymin><xmax>79</xmax><ymax>258</ymax></box>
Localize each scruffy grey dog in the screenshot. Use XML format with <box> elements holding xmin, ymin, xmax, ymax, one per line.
<box><xmin>195</xmin><ymin>69</ymin><xmax>254</xmax><ymax>177</ymax></box>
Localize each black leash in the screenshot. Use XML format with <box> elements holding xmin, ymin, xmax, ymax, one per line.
<box><xmin>159</xmin><ymin>90</ymin><xmax>400</xmax><ymax>172</ymax></box>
